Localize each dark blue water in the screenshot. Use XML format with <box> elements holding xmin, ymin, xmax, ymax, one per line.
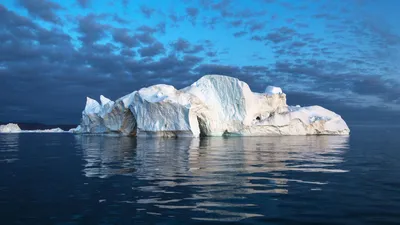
<box><xmin>0</xmin><ymin>126</ymin><xmax>399</xmax><ymax>225</ymax></box>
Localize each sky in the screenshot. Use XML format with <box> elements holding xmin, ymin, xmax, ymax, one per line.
<box><xmin>0</xmin><ymin>0</ymin><xmax>399</xmax><ymax>125</ymax></box>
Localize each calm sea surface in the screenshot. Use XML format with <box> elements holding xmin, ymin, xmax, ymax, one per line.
<box><xmin>0</xmin><ymin>126</ymin><xmax>399</xmax><ymax>225</ymax></box>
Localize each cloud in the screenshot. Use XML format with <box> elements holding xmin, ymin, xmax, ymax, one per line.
<box><xmin>77</xmin><ymin>0</ymin><xmax>90</xmax><ymax>8</ymax></box>
<box><xmin>112</xmin><ymin>28</ymin><xmax>139</xmax><ymax>48</ymax></box>
<box><xmin>122</xmin><ymin>0</ymin><xmax>129</xmax><ymax>7</ymax></box>
<box><xmin>290</xmin><ymin>41</ymin><xmax>307</xmax><ymax>48</ymax></box>
<box><xmin>353</xmin><ymin>77</ymin><xmax>400</xmax><ymax>103</ymax></box>
<box><xmin>248</xmin><ymin>21</ymin><xmax>265</xmax><ymax>32</ymax></box>
<box><xmin>266</xmin><ymin>27</ymin><xmax>296</xmax><ymax>43</ymax></box>
<box><xmin>16</xmin><ymin>0</ymin><xmax>63</xmax><ymax>23</ymax></box>
<box><xmin>313</xmin><ymin>13</ymin><xmax>338</xmax><ymax>20</ymax></box>
<box><xmin>157</xmin><ymin>22</ymin><xmax>167</xmax><ymax>34</ymax></box>
<box><xmin>76</xmin><ymin>14</ymin><xmax>110</xmax><ymax>46</ymax></box>
<box><xmin>229</xmin><ymin>20</ymin><xmax>242</xmax><ymax>27</ymax></box>
<box><xmin>186</xmin><ymin>7</ymin><xmax>199</xmax><ymax>25</ymax></box>
<box><xmin>202</xmin><ymin>16</ymin><xmax>219</xmax><ymax>29</ymax></box>
<box><xmin>209</xmin><ymin>0</ymin><xmax>233</xmax><ymax>17</ymax></box>
<box><xmin>135</xmin><ymin>32</ymin><xmax>156</xmax><ymax>45</ymax></box>
<box><xmin>140</xmin><ymin>5</ymin><xmax>155</xmax><ymax>18</ymax></box>
<box><xmin>234</xmin><ymin>9</ymin><xmax>267</xmax><ymax>18</ymax></box>
<box><xmin>168</xmin><ymin>11</ymin><xmax>185</xmax><ymax>27</ymax></box>
<box><xmin>233</xmin><ymin>31</ymin><xmax>248</xmax><ymax>37</ymax></box>
<box><xmin>138</xmin><ymin>42</ymin><xmax>165</xmax><ymax>57</ymax></box>
<box><xmin>170</xmin><ymin>38</ymin><xmax>204</xmax><ymax>54</ymax></box>
<box><xmin>113</xmin><ymin>14</ymin><xmax>129</xmax><ymax>24</ymax></box>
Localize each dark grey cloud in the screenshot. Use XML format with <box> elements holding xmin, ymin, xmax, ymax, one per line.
<box><xmin>136</xmin><ymin>25</ymin><xmax>157</xmax><ymax>34</ymax></box>
<box><xmin>266</xmin><ymin>27</ymin><xmax>296</xmax><ymax>43</ymax></box>
<box><xmin>250</xmin><ymin>35</ymin><xmax>263</xmax><ymax>41</ymax></box>
<box><xmin>113</xmin><ymin>14</ymin><xmax>129</xmax><ymax>24</ymax></box>
<box><xmin>17</xmin><ymin>0</ymin><xmax>63</xmax><ymax>23</ymax></box>
<box><xmin>77</xmin><ymin>0</ymin><xmax>90</xmax><ymax>8</ymax></box>
<box><xmin>353</xmin><ymin>77</ymin><xmax>400</xmax><ymax>103</ymax></box>
<box><xmin>248</xmin><ymin>26</ymin><xmax>298</xmax><ymax>44</ymax></box>
<box><xmin>120</xmin><ymin>48</ymin><xmax>136</xmax><ymax>57</ymax></box>
<box><xmin>235</xmin><ymin>9</ymin><xmax>267</xmax><ymax>18</ymax></box>
<box><xmin>206</xmin><ymin>51</ymin><xmax>217</xmax><ymax>57</ymax></box>
<box><xmin>290</xmin><ymin>41</ymin><xmax>307</xmax><ymax>48</ymax></box>
<box><xmin>209</xmin><ymin>0</ymin><xmax>233</xmax><ymax>17</ymax></box>
<box><xmin>140</xmin><ymin>5</ymin><xmax>155</xmax><ymax>18</ymax></box>
<box><xmin>295</xmin><ymin>23</ymin><xmax>308</xmax><ymax>28</ymax></box>
<box><xmin>77</xmin><ymin>14</ymin><xmax>110</xmax><ymax>46</ymax></box>
<box><xmin>112</xmin><ymin>28</ymin><xmax>139</xmax><ymax>48</ymax></box>
<box><xmin>135</xmin><ymin>32</ymin><xmax>156</xmax><ymax>45</ymax></box>
<box><xmin>186</xmin><ymin>7</ymin><xmax>199</xmax><ymax>25</ymax></box>
<box><xmin>233</xmin><ymin>31</ymin><xmax>248</xmax><ymax>37</ymax></box>
<box><xmin>202</xmin><ymin>16</ymin><xmax>219</xmax><ymax>29</ymax></box>
<box><xmin>361</xmin><ymin>17</ymin><xmax>400</xmax><ymax>46</ymax></box>
<box><xmin>313</xmin><ymin>13</ymin><xmax>338</xmax><ymax>20</ymax></box>
<box><xmin>138</xmin><ymin>42</ymin><xmax>165</xmax><ymax>57</ymax></box>
<box><xmin>122</xmin><ymin>0</ymin><xmax>129</xmax><ymax>7</ymax></box>
<box><xmin>157</xmin><ymin>22</ymin><xmax>167</xmax><ymax>34</ymax></box>
<box><xmin>170</xmin><ymin>38</ymin><xmax>204</xmax><ymax>54</ymax></box>
<box><xmin>248</xmin><ymin>21</ymin><xmax>265</xmax><ymax>32</ymax></box>
<box><xmin>230</xmin><ymin>20</ymin><xmax>242</xmax><ymax>27</ymax></box>
<box><xmin>168</xmin><ymin>11</ymin><xmax>185</xmax><ymax>27</ymax></box>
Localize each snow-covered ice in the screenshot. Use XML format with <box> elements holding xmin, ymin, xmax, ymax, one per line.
<box><xmin>72</xmin><ymin>75</ymin><xmax>350</xmax><ymax>137</ymax></box>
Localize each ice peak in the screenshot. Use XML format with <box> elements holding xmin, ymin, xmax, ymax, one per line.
<box><xmin>100</xmin><ymin>95</ymin><xmax>112</xmax><ymax>106</ymax></box>
<box><xmin>84</xmin><ymin>97</ymin><xmax>101</xmax><ymax>114</ymax></box>
<box><xmin>265</xmin><ymin>86</ymin><xmax>283</xmax><ymax>95</ymax></box>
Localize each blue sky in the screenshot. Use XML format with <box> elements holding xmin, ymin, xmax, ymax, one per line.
<box><xmin>0</xmin><ymin>0</ymin><xmax>399</xmax><ymax>124</ymax></box>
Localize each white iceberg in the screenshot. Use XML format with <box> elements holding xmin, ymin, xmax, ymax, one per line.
<box><xmin>0</xmin><ymin>123</ymin><xmax>67</xmax><ymax>133</ymax></box>
<box><xmin>0</xmin><ymin>123</ymin><xmax>21</xmax><ymax>133</ymax></box>
<box><xmin>73</xmin><ymin>75</ymin><xmax>350</xmax><ymax>137</ymax></box>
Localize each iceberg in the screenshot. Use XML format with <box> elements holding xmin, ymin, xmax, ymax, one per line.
<box><xmin>0</xmin><ymin>123</ymin><xmax>21</xmax><ymax>133</ymax></box>
<box><xmin>0</xmin><ymin>123</ymin><xmax>67</xmax><ymax>133</ymax></box>
<box><xmin>73</xmin><ymin>75</ymin><xmax>350</xmax><ymax>137</ymax></box>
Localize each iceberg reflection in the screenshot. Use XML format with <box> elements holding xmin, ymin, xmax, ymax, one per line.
<box><xmin>0</xmin><ymin>134</ymin><xmax>20</xmax><ymax>163</ymax></box>
<box><xmin>75</xmin><ymin>135</ymin><xmax>137</xmax><ymax>178</ymax></box>
<box><xmin>77</xmin><ymin>135</ymin><xmax>349</xmax><ymax>221</ymax></box>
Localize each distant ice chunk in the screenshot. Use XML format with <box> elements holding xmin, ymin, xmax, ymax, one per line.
<box><xmin>22</xmin><ymin>128</ymin><xmax>66</xmax><ymax>133</ymax></box>
<box><xmin>0</xmin><ymin>123</ymin><xmax>66</xmax><ymax>133</ymax></box>
<box><xmin>0</xmin><ymin>123</ymin><xmax>21</xmax><ymax>133</ymax></box>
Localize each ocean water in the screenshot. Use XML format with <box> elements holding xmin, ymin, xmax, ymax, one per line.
<box><xmin>0</xmin><ymin>126</ymin><xmax>399</xmax><ymax>225</ymax></box>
